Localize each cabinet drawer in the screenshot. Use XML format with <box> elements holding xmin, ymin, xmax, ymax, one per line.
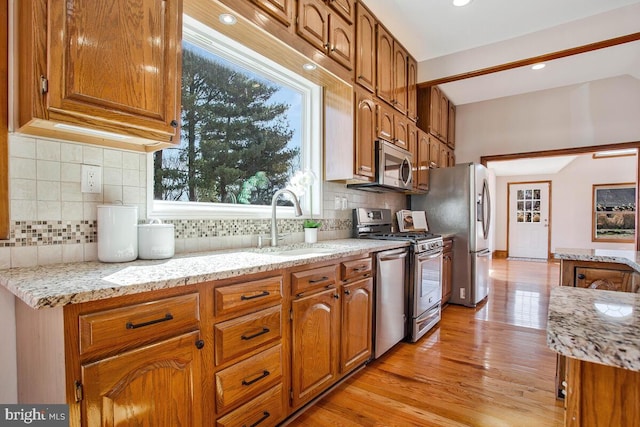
<box><xmin>79</xmin><ymin>293</ymin><xmax>200</xmax><ymax>356</ymax></box>
<box><xmin>215</xmin><ymin>344</ymin><xmax>283</xmax><ymax>414</ymax></box>
<box><xmin>291</xmin><ymin>265</ymin><xmax>338</xmax><ymax>295</ymax></box>
<box><xmin>214</xmin><ymin>305</ymin><xmax>282</xmax><ymax>365</ymax></box>
<box><xmin>216</xmin><ymin>384</ymin><xmax>284</xmax><ymax>427</ymax></box>
<box><xmin>215</xmin><ymin>276</ymin><xmax>282</xmax><ymax>317</ymax></box>
<box><xmin>341</xmin><ymin>257</ymin><xmax>372</xmax><ymax>281</ymax></box>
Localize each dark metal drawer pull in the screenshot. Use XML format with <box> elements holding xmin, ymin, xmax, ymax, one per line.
<box><xmin>309</xmin><ymin>276</ymin><xmax>329</xmax><ymax>284</ymax></box>
<box><xmin>126</xmin><ymin>313</ymin><xmax>173</xmax><ymax>330</ymax></box>
<box><xmin>243</xmin><ymin>411</ymin><xmax>270</xmax><ymax>427</ymax></box>
<box><xmin>352</xmin><ymin>266</ymin><xmax>368</xmax><ymax>272</ymax></box>
<box><xmin>241</xmin><ymin>291</ymin><xmax>270</xmax><ymax>301</ymax></box>
<box><xmin>241</xmin><ymin>327</ymin><xmax>270</xmax><ymax>340</ymax></box>
<box><xmin>242</xmin><ymin>370</ymin><xmax>270</xmax><ymax>386</ymax></box>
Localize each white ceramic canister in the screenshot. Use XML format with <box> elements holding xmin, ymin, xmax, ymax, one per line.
<box><xmin>138</xmin><ymin>219</ymin><xmax>175</xmax><ymax>260</ymax></box>
<box><xmin>97</xmin><ymin>204</ymin><xmax>139</xmax><ymax>262</ymax></box>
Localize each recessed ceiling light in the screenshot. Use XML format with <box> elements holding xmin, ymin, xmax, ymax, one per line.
<box><xmin>453</xmin><ymin>0</ymin><xmax>472</xmax><ymax>6</ymax></box>
<box><xmin>531</xmin><ymin>63</ymin><xmax>546</xmax><ymax>70</ymax></box>
<box><xmin>302</xmin><ymin>63</ymin><xmax>317</xmax><ymax>71</ymax></box>
<box><xmin>219</xmin><ymin>14</ymin><xmax>237</xmax><ymax>25</ymax></box>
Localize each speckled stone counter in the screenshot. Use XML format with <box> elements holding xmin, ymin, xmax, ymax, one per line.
<box><xmin>0</xmin><ymin>239</ymin><xmax>407</xmax><ymax>309</ymax></box>
<box><xmin>547</xmin><ymin>286</ymin><xmax>640</xmax><ymax>371</ymax></box>
<box><xmin>554</xmin><ymin>248</ymin><xmax>640</xmax><ymax>273</ymax></box>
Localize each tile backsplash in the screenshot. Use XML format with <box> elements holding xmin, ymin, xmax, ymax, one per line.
<box><xmin>1</xmin><ymin>133</ymin><xmax>406</xmax><ymax>268</ymax></box>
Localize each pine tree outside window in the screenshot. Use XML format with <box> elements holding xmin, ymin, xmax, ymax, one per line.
<box><xmin>148</xmin><ymin>16</ymin><xmax>322</xmax><ymax>219</ymax></box>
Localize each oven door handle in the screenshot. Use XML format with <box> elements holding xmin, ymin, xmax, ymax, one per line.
<box><xmin>378</xmin><ymin>252</ymin><xmax>408</xmax><ymax>262</ymax></box>
<box><xmin>417</xmin><ymin>250</ymin><xmax>443</xmax><ymax>261</ymax></box>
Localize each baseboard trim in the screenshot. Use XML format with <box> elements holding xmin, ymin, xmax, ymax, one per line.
<box><xmin>493</xmin><ymin>250</ymin><xmax>508</xmax><ymax>259</ymax></box>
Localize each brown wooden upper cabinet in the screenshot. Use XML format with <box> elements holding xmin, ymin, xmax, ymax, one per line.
<box><xmin>407</xmin><ymin>56</ymin><xmax>418</xmax><ymax>122</ymax></box>
<box><xmin>354</xmin><ymin>87</ymin><xmax>376</xmax><ymax>181</ymax></box>
<box><xmin>297</xmin><ymin>0</ymin><xmax>355</xmax><ymax>70</ymax></box>
<box><xmin>376</xmin><ymin>24</ymin><xmax>411</xmax><ymax>115</ymax></box>
<box><xmin>414</xmin><ymin>129</ymin><xmax>430</xmax><ymax>192</ymax></box>
<box><xmin>249</xmin><ymin>0</ymin><xmax>295</xmax><ymax>27</ymax></box>
<box><xmin>417</xmin><ymin>85</ymin><xmax>456</xmax><ymax>152</ymax></box>
<box><xmin>17</xmin><ymin>0</ymin><xmax>183</xmax><ymax>151</ymax></box>
<box><xmin>354</xmin><ymin>2</ymin><xmax>376</xmax><ymax>93</ymax></box>
<box><xmin>327</xmin><ymin>0</ymin><xmax>355</xmax><ymax>24</ymax></box>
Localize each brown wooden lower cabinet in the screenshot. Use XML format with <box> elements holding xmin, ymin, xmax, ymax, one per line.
<box><xmin>16</xmin><ymin>253</ymin><xmax>375</xmax><ymax>426</ymax></box>
<box><xmin>564</xmin><ymin>357</ymin><xmax>640</xmax><ymax>427</ymax></box>
<box><xmin>81</xmin><ymin>331</ymin><xmax>204</xmax><ymax>427</ymax></box>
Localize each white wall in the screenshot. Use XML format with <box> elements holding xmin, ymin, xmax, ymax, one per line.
<box><xmin>455</xmin><ymin>76</ymin><xmax>640</xmax><ymax>164</ymax></box>
<box><xmin>493</xmin><ymin>153</ymin><xmax>636</xmax><ymax>253</ymax></box>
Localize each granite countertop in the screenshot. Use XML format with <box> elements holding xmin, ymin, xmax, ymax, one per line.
<box><xmin>547</xmin><ymin>286</ymin><xmax>640</xmax><ymax>371</ymax></box>
<box><xmin>0</xmin><ymin>239</ymin><xmax>408</xmax><ymax>309</ymax></box>
<box><xmin>554</xmin><ymin>247</ymin><xmax>640</xmax><ymax>273</ymax></box>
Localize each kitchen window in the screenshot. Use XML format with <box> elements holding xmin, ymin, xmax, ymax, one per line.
<box><xmin>148</xmin><ymin>16</ymin><xmax>322</xmax><ymax>219</ymax></box>
<box><xmin>592</xmin><ymin>183</ymin><xmax>636</xmax><ymax>242</ymax></box>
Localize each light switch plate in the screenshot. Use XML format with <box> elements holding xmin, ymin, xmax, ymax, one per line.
<box><xmin>81</xmin><ymin>164</ymin><xmax>102</xmax><ymax>193</ymax></box>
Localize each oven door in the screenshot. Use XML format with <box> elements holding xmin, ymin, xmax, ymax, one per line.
<box><xmin>413</xmin><ymin>249</ymin><xmax>443</xmax><ymax>316</ymax></box>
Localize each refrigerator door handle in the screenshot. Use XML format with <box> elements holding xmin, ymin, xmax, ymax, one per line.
<box><xmin>479</xmin><ymin>178</ymin><xmax>491</xmax><ymax>240</ymax></box>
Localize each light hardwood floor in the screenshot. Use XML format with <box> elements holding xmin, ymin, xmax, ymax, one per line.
<box><xmin>288</xmin><ymin>259</ymin><xmax>565</xmax><ymax>426</ymax></box>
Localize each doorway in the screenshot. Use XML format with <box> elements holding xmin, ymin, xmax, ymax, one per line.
<box><xmin>508</xmin><ymin>181</ymin><xmax>551</xmax><ymax>259</ymax></box>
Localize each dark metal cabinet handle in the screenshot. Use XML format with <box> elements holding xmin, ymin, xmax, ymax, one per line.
<box><xmin>352</xmin><ymin>266</ymin><xmax>368</xmax><ymax>272</ymax></box>
<box><xmin>195</xmin><ymin>339</ymin><xmax>205</xmax><ymax>349</ymax></box>
<box><xmin>243</xmin><ymin>411</ymin><xmax>270</xmax><ymax>427</ymax></box>
<box><xmin>241</xmin><ymin>291</ymin><xmax>270</xmax><ymax>300</ymax></box>
<box><xmin>126</xmin><ymin>313</ymin><xmax>173</xmax><ymax>329</ymax></box>
<box><xmin>242</xmin><ymin>370</ymin><xmax>270</xmax><ymax>386</ymax></box>
<box><xmin>170</xmin><ymin>120</ymin><xmax>179</xmax><ymax>128</ymax></box>
<box><xmin>344</xmin><ymin>289</ymin><xmax>351</xmax><ymax>295</ymax></box>
<box><xmin>333</xmin><ymin>294</ymin><xmax>339</xmax><ymax>299</ymax></box>
<box><xmin>241</xmin><ymin>327</ymin><xmax>270</xmax><ymax>340</ymax></box>
<box><xmin>577</xmin><ymin>274</ymin><xmax>586</xmax><ymax>280</ymax></box>
<box><xmin>309</xmin><ymin>276</ymin><xmax>329</xmax><ymax>284</ymax></box>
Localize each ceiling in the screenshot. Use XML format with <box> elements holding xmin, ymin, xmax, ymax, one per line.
<box><xmin>362</xmin><ymin>0</ymin><xmax>640</xmax><ymax>105</ymax></box>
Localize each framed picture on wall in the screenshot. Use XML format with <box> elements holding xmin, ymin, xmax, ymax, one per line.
<box><xmin>592</xmin><ymin>183</ymin><xmax>636</xmax><ymax>242</ymax></box>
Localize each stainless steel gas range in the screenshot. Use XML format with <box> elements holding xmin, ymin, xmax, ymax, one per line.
<box><xmin>353</xmin><ymin>208</ymin><xmax>444</xmax><ymax>356</ymax></box>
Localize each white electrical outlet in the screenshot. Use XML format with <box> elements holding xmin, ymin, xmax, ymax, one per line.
<box><xmin>334</xmin><ymin>195</ymin><xmax>341</xmax><ymax>210</ymax></box>
<box><xmin>341</xmin><ymin>197</ymin><xmax>348</xmax><ymax>210</ymax></box>
<box><xmin>81</xmin><ymin>164</ymin><xmax>102</xmax><ymax>193</ymax></box>
<box><xmin>460</xmin><ymin>288</ymin><xmax>466</xmax><ymax>299</ymax></box>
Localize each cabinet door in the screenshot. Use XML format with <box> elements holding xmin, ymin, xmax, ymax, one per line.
<box><xmin>429</xmin><ymin>86</ymin><xmax>441</xmax><ymax>138</ymax></box>
<box><xmin>439</xmin><ymin>90</ymin><xmax>449</xmax><ymax>142</ymax></box>
<box><xmin>376</xmin><ymin>25</ymin><xmax>394</xmax><ymax>105</ymax></box>
<box><xmin>291</xmin><ymin>288</ymin><xmax>340</xmax><ymax>408</ymax></box>
<box><xmin>376</xmin><ymin>102</ymin><xmax>394</xmax><ymax>143</ymax></box>
<box><xmin>447</xmin><ymin>102</ymin><xmax>456</xmax><ymax>149</ymax></box>
<box><xmin>393</xmin><ymin>43</ymin><xmax>408</xmax><ymax>113</ymax></box>
<box><xmin>407</xmin><ymin>122</ymin><xmax>418</xmax><ymax>177</ymax></box>
<box><xmin>46</xmin><ymin>0</ymin><xmax>182</xmax><ymax>142</ymax></box>
<box><xmin>575</xmin><ymin>268</ymin><xmax>632</xmax><ymax>292</ymax></box>
<box><xmin>354</xmin><ymin>3</ymin><xmax>376</xmax><ymax>92</ymax></box>
<box><xmin>297</xmin><ymin>0</ymin><xmax>329</xmax><ymax>52</ymax></box>
<box><xmin>438</xmin><ymin>141</ymin><xmax>448</xmax><ymax>168</ymax></box>
<box><xmin>407</xmin><ymin>56</ymin><xmax>418</xmax><ymax>122</ymax></box>
<box><xmin>354</xmin><ymin>89</ymin><xmax>376</xmax><ymax>180</ymax></box>
<box><xmin>415</xmin><ymin>130</ymin><xmax>430</xmax><ymax>191</ymax></box>
<box><xmin>82</xmin><ymin>332</ymin><xmax>202</xmax><ymax>427</ymax></box>
<box><xmin>393</xmin><ymin>112</ymin><xmax>409</xmax><ymax>150</ymax></box>
<box><xmin>341</xmin><ymin>278</ymin><xmax>373</xmax><ymax>374</ymax></box>
<box><xmin>327</xmin><ymin>0</ymin><xmax>355</xmax><ymax>24</ymax></box>
<box><xmin>428</xmin><ymin>134</ymin><xmax>440</xmax><ymax>168</ymax></box>
<box><xmin>251</xmin><ymin>0</ymin><xmax>294</xmax><ymax>27</ymax></box>
<box><xmin>328</xmin><ymin>13</ymin><xmax>354</xmax><ymax>70</ymax></box>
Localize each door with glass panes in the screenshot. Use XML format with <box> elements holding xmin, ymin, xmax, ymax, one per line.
<box><xmin>508</xmin><ymin>182</ymin><xmax>550</xmax><ymax>259</ymax></box>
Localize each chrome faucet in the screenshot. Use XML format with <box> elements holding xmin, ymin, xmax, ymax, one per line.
<box><xmin>270</xmin><ymin>188</ymin><xmax>303</xmax><ymax>247</ymax></box>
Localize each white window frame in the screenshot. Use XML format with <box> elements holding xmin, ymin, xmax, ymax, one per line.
<box><xmin>147</xmin><ymin>15</ymin><xmax>323</xmax><ymax>220</ymax></box>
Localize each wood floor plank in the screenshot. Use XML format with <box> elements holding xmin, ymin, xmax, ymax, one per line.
<box><xmin>287</xmin><ymin>259</ymin><xmax>565</xmax><ymax>426</ymax></box>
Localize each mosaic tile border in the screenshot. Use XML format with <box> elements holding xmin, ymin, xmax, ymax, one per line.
<box><xmin>0</xmin><ymin>218</ymin><xmax>353</xmax><ymax>247</ymax></box>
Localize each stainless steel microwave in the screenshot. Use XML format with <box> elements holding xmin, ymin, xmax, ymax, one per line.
<box><xmin>348</xmin><ymin>140</ymin><xmax>413</xmax><ymax>193</ymax></box>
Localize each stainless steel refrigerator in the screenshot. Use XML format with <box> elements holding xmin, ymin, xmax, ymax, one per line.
<box><xmin>411</xmin><ymin>163</ymin><xmax>491</xmax><ymax>307</ymax></box>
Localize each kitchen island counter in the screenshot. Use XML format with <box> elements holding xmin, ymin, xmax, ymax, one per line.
<box><xmin>554</xmin><ymin>247</ymin><xmax>640</xmax><ymax>273</ymax></box>
<box><xmin>0</xmin><ymin>239</ymin><xmax>407</xmax><ymax>309</ymax></box>
<box><xmin>547</xmin><ymin>285</ymin><xmax>640</xmax><ymax>371</ymax></box>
